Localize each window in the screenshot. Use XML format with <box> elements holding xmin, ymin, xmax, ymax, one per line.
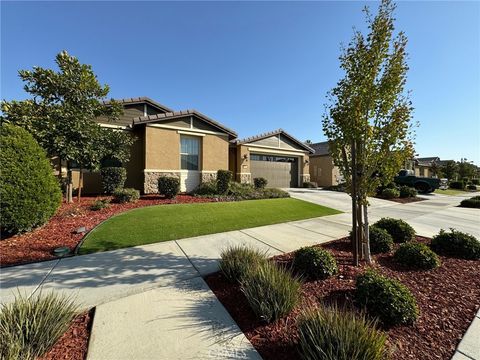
<box><xmin>180</xmin><ymin>136</ymin><xmax>200</xmax><ymax>170</ymax></box>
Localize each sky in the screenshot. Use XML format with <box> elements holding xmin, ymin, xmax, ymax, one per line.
<box><xmin>1</xmin><ymin>1</ymin><xmax>479</xmax><ymax>164</ymax></box>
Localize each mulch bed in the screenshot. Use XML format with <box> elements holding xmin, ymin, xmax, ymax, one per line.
<box><xmin>0</xmin><ymin>195</ymin><xmax>214</xmax><ymax>267</ymax></box>
<box><xmin>40</xmin><ymin>309</ymin><xmax>94</xmax><ymax>360</ymax></box>
<box><xmin>381</xmin><ymin>196</ymin><xmax>427</xmax><ymax>204</ymax></box>
<box><xmin>205</xmin><ymin>237</ymin><xmax>480</xmax><ymax>360</ymax></box>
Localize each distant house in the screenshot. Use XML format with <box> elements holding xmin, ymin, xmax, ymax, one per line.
<box><xmin>308</xmin><ymin>141</ymin><xmax>342</xmax><ymax>187</ymax></box>
<box><xmin>414</xmin><ymin>157</ymin><xmax>452</xmax><ymax>178</ymax></box>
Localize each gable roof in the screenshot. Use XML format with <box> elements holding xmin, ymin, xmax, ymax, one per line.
<box><xmin>415</xmin><ymin>157</ymin><xmax>441</xmax><ymax>166</ymax></box>
<box><xmin>235</xmin><ymin>129</ymin><xmax>314</xmax><ymax>154</ymax></box>
<box><xmin>103</xmin><ymin>97</ymin><xmax>174</xmax><ymax>113</ymax></box>
<box><xmin>132</xmin><ymin>110</ymin><xmax>237</xmax><ymax>139</ymax></box>
<box><xmin>310</xmin><ymin>141</ymin><xmax>330</xmax><ymax>156</ymax></box>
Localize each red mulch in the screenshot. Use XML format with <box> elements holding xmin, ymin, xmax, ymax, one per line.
<box><xmin>0</xmin><ymin>195</ymin><xmax>213</xmax><ymax>267</ymax></box>
<box><xmin>40</xmin><ymin>309</ymin><xmax>94</xmax><ymax>360</ymax></box>
<box><xmin>205</xmin><ymin>237</ymin><xmax>480</xmax><ymax>360</ymax></box>
<box><xmin>388</xmin><ymin>197</ymin><xmax>427</xmax><ymax>204</ymax></box>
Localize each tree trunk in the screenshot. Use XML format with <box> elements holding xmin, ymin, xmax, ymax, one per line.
<box><xmin>363</xmin><ymin>203</ymin><xmax>372</xmax><ymax>263</ymax></box>
<box><xmin>77</xmin><ymin>169</ymin><xmax>83</xmax><ymax>202</ymax></box>
<box><xmin>67</xmin><ymin>169</ymin><xmax>73</xmax><ymax>203</ymax></box>
<box><xmin>351</xmin><ymin>140</ymin><xmax>359</xmax><ymax>266</ymax></box>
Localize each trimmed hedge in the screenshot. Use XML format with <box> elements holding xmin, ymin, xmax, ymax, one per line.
<box><xmin>293</xmin><ymin>247</ymin><xmax>338</xmax><ymax>280</ymax></box>
<box><xmin>431</xmin><ymin>229</ymin><xmax>480</xmax><ymax>260</ymax></box>
<box><xmin>112</xmin><ymin>188</ymin><xmax>140</xmax><ymax>203</ymax></box>
<box><xmin>369</xmin><ymin>226</ymin><xmax>394</xmax><ymax>254</ymax></box>
<box><xmin>380</xmin><ymin>187</ymin><xmax>400</xmax><ymax>199</ymax></box>
<box><xmin>262</xmin><ymin>188</ymin><xmax>290</xmax><ymax>199</ymax></box>
<box><xmin>194</xmin><ymin>180</ymin><xmax>218</xmax><ymax>196</ymax></box>
<box><xmin>460</xmin><ymin>197</ymin><xmax>480</xmax><ymax>208</ymax></box>
<box><xmin>217</xmin><ymin>170</ymin><xmax>232</xmax><ymax>194</ymax></box>
<box><xmin>158</xmin><ymin>176</ymin><xmax>180</xmax><ymax>199</ymax></box>
<box><xmin>100</xmin><ymin>167</ymin><xmax>127</xmax><ymax>194</ymax></box>
<box><xmin>373</xmin><ymin>218</ymin><xmax>415</xmax><ymax>243</ymax></box>
<box><xmin>297</xmin><ymin>305</ymin><xmax>388</xmax><ymax>360</ymax></box>
<box><xmin>0</xmin><ymin>124</ymin><xmax>62</xmax><ymax>234</ymax></box>
<box><xmin>356</xmin><ymin>269</ymin><xmax>418</xmax><ymax>326</ymax></box>
<box><xmin>253</xmin><ymin>177</ymin><xmax>268</xmax><ymax>189</ymax></box>
<box><xmin>394</xmin><ymin>242</ymin><xmax>441</xmax><ymax>270</ymax></box>
<box><xmin>399</xmin><ymin>185</ymin><xmax>417</xmax><ymax>198</ymax></box>
<box><xmin>449</xmin><ymin>181</ymin><xmax>464</xmax><ymax>190</ymax></box>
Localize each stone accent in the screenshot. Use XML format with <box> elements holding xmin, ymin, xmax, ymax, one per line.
<box><xmin>201</xmin><ymin>172</ymin><xmax>217</xmax><ymax>183</ymax></box>
<box><xmin>301</xmin><ymin>174</ymin><xmax>310</xmax><ymax>184</ymax></box>
<box><xmin>238</xmin><ymin>173</ymin><xmax>251</xmax><ymax>184</ymax></box>
<box><xmin>144</xmin><ymin>171</ymin><xmax>180</xmax><ymax>194</ymax></box>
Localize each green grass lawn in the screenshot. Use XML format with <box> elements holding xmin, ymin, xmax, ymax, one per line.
<box><xmin>434</xmin><ymin>188</ymin><xmax>478</xmax><ymax>196</ymax></box>
<box><xmin>80</xmin><ymin>198</ymin><xmax>341</xmax><ymax>254</ymax></box>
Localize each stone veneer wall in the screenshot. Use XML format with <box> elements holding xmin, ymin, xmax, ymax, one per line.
<box><xmin>301</xmin><ymin>174</ymin><xmax>311</xmax><ymax>184</ymax></box>
<box><xmin>238</xmin><ymin>173</ymin><xmax>252</xmax><ymax>184</ymax></box>
<box><xmin>201</xmin><ymin>172</ymin><xmax>217</xmax><ymax>183</ymax></box>
<box><xmin>144</xmin><ymin>171</ymin><xmax>180</xmax><ymax>194</ymax></box>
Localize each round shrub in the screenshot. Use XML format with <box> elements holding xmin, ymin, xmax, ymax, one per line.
<box><xmin>100</xmin><ymin>167</ymin><xmax>127</xmax><ymax>194</ymax></box>
<box><xmin>399</xmin><ymin>185</ymin><xmax>417</xmax><ymax>198</ymax></box>
<box><xmin>394</xmin><ymin>242</ymin><xmax>441</xmax><ymax>269</ymax></box>
<box><xmin>293</xmin><ymin>247</ymin><xmax>338</xmax><ymax>280</ymax></box>
<box><xmin>216</xmin><ymin>170</ymin><xmax>232</xmax><ymax>194</ymax></box>
<box><xmin>380</xmin><ymin>187</ymin><xmax>400</xmax><ymax>199</ymax></box>
<box><xmin>0</xmin><ymin>124</ymin><xmax>62</xmax><ymax>234</ymax></box>
<box><xmin>241</xmin><ymin>261</ymin><xmax>301</xmax><ymax>323</ymax></box>
<box><xmin>298</xmin><ymin>305</ymin><xmax>388</xmax><ymax>360</ymax></box>
<box><xmin>369</xmin><ymin>226</ymin><xmax>394</xmax><ymax>254</ymax></box>
<box><xmin>112</xmin><ymin>188</ymin><xmax>140</xmax><ymax>203</ymax></box>
<box><xmin>431</xmin><ymin>229</ymin><xmax>480</xmax><ymax>260</ymax></box>
<box><xmin>449</xmin><ymin>181</ymin><xmax>464</xmax><ymax>190</ymax></box>
<box><xmin>219</xmin><ymin>246</ymin><xmax>267</xmax><ymax>283</ymax></box>
<box><xmin>158</xmin><ymin>176</ymin><xmax>180</xmax><ymax>199</ymax></box>
<box><xmin>90</xmin><ymin>199</ymin><xmax>110</xmax><ymax>211</ymax></box>
<box><xmin>261</xmin><ymin>188</ymin><xmax>290</xmax><ymax>199</ymax></box>
<box><xmin>194</xmin><ymin>180</ymin><xmax>218</xmax><ymax>196</ymax></box>
<box><xmin>356</xmin><ymin>269</ymin><xmax>418</xmax><ymax>326</ymax></box>
<box><xmin>460</xmin><ymin>198</ymin><xmax>480</xmax><ymax>208</ymax></box>
<box><xmin>253</xmin><ymin>177</ymin><xmax>268</xmax><ymax>189</ymax></box>
<box><xmin>373</xmin><ymin>218</ymin><xmax>415</xmax><ymax>243</ymax></box>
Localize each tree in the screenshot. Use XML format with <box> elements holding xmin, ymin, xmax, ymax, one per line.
<box><xmin>429</xmin><ymin>161</ymin><xmax>442</xmax><ymax>178</ymax></box>
<box><xmin>458</xmin><ymin>160</ymin><xmax>476</xmax><ymax>180</ymax></box>
<box><xmin>1</xmin><ymin>51</ymin><xmax>134</xmax><ymax>201</ymax></box>
<box><xmin>323</xmin><ymin>0</ymin><xmax>415</xmax><ymax>265</ymax></box>
<box><xmin>441</xmin><ymin>161</ymin><xmax>458</xmax><ymax>181</ymax></box>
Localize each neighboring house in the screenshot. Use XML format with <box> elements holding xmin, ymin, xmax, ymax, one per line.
<box><xmin>308</xmin><ymin>141</ymin><xmax>342</xmax><ymax>187</ymax></box>
<box><xmin>229</xmin><ymin>129</ymin><xmax>313</xmax><ymax>188</ymax></box>
<box><xmin>414</xmin><ymin>157</ymin><xmax>452</xmax><ymax>178</ymax></box>
<box><xmin>77</xmin><ymin>97</ymin><xmax>237</xmax><ymax>193</ymax></box>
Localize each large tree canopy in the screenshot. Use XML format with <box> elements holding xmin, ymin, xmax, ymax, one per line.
<box><xmin>323</xmin><ymin>0</ymin><xmax>415</xmax><ymax>264</ymax></box>
<box><xmin>1</xmin><ymin>51</ymin><xmax>134</xmax><ymax>169</ymax></box>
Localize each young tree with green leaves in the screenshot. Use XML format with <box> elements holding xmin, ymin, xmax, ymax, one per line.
<box><xmin>323</xmin><ymin>0</ymin><xmax>415</xmax><ymax>265</ymax></box>
<box><xmin>1</xmin><ymin>51</ymin><xmax>134</xmax><ymax>201</ymax></box>
<box><xmin>429</xmin><ymin>161</ymin><xmax>442</xmax><ymax>178</ymax></box>
<box><xmin>441</xmin><ymin>160</ymin><xmax>458</xmax><ymax>181</ymax></box>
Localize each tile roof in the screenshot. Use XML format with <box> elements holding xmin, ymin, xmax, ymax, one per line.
<box><xmin>133</xmin><ymin>110</ymin><xmax>237</xmax><ymax>138</ymax></box>
<box><xmin>310</xmin><ymin>141</ymin><xmax>330</xmax><ymax>156</ymax></box>
<box><xmin>235</xmin><ymin>128</ymin><xmax>314</xmax><ymax>153</ymax></box>
<box><xmin>103</xmin><ymin>97</ymin><xmax>174</xmax><ymax>113</ymax></box>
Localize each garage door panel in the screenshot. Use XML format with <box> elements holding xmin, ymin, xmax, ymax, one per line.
<box><xmin>250</xmin><ymin>154</ymin><xmax>298</xmax><ymax>188</ymax></box>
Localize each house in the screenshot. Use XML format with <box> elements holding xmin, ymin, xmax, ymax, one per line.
<box><xmin>308</xmin><ymin>141</ymin><xmax>342</xmax><ymax>187</ymax></box>
<box><xmin>414</xmin><ymin>157</ymin><xmax>452</xmax><ymax>178</ymax></box>
<box><xmin>229</xmin><ymin>129</ymin><xmax>313</xmax><ymax>188</ymax></box>
<box><xmin>76</xmin><ymin>98</ymin><xmax>312</xmax><ymax>193</ymax></box>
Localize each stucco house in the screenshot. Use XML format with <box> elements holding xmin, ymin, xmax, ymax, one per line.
<box><xmin>308</xmin><ymin>141</ymin><xmax>342</xmax><ymax>187</ymax></box>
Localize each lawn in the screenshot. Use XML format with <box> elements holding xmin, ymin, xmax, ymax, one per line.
<box><xmin>434</xmin><ymin>188</ymin><xmax>478</xmax><ymax>196</ymax></box>
<box><xmin>80</xmin><ymin>198</ymin><xmax>341</xmax><ymax>254</ymax></box>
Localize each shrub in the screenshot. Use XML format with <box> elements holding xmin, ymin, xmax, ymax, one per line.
<box><xmin>262</xmin><ymin>188</ymin><xmax>290</xmax><ymax>199</ymax></box>
<box><xmin>369</xmin><ymin>226</ymin><xmax>394</xmax><ymax>254</ymax></box>
<box><xmin>373</xmin><ymin>218</ymin><xmax>415</xmax><ymax>243</ymax></box>
<box><xmin>394</xmin><ymin>242</ymin><xmax>441</xmax><ymax>269</ymax></box>
<box><xmin>100</xmin><ymin>167</ymin><xmax>127</xmax><ymax>194</ymax></box>
<box><xmin>158</xmin><ymin>176</ymin><xmax>180</xmax><ymax>199</ymax></box>
<box><xmin>399</xmin><ymin>185</ymin><xmax>417</xmax><ymax>198</ymax></box>
<box><xmin>356</xmin><ymin>269</ymin><xmax>418</xmax><ymax>326</ymax></box>
<box><xmin>297</xmin><ymin>305</ymin><xmax>388</xmax><ymax>360</ymax></box>
<box><xmin>0</xmin><ymin>124</ymin><xmax>62</xmax><ymax>234</ymax></box>
<box><xmin>471</xmin><ymin>179</ymin><xmax>479</xmax><ymax>185</ymax></box>
<box><xmin>228</xmin><ymin>182</ymin><xmax>259</xmax><ymax>200</ymax></box>
<box><xmin>449</xmin><ymin>181</ymin><xmax>464</xmax><ymax>190</ymax></box>
<box><xmin>467</xmin><ymin>184</ymin><xmax>477</xmax><ymax>191</ymax></box>
<box><xmin>431</xmin><ymin>229</ymin><xmax>480</xmax><ymax>260</ymax></box>
<box><xmin>219</xmin><ymin>246</ymin><xmax>267</xmax><ymax>283</ymax></box>
<box><xmin>0</xmin><ymin>292</ymin><xmax>77</xmax><ymax>360</ymax></box>
<box><xmin>217</xmin><ymin>170</ymin><xmax>232</xmax><ymax>194</ymax></box>
<box><xmin>112</xmin><ymin>188</ymin><xmax>140</xmax><ymax>203</ymax></box>
<box><xmin>460</xmin><ymin>198</ymin><xmax>480</xmax><ymax>208</ymax></box>
<box><xmin>194</xmin><ymin>180</ymin><xmax>218</xmax><ymax>196</ymax></box>
<box><xmin>241</xmin><ymin>261</ymin><xmax>301</xmax><ymax>322</ymax></box>
<box><xmin>90</xmin><ymin>198</ymin><xmax>110</xmax><ymax>211</ymax></box>
<box><xmin>303</xmin><ymin>181</ymin><xmax>318</xmax><ymax>188</ymax></box>
<box><xmin>253</xmin><ymin>177</ymin><xmax>268</xmax><ymax>189</ymax></box>
<box><xmin>293</xmin><ymin>247</ymin><xmax>338</xmax><ymax>280</ymax></box>
<box><xmin>380</xmin><ymin>187</ymin><xmax>400</xmax><ymax>199</ymax></box>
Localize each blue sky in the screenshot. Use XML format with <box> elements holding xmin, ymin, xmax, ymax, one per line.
<box><xmin>2</xmin><ymin>1</ymin><xmax>479</xmax><ymax>164</ymax></box>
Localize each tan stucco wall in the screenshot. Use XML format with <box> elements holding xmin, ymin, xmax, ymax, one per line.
<box><xmin>309</xmin><ymin>155</ymin><xmax>340</xmax><ymax>187</ymax></box>
<box><xmin>145</xmin><ymin>126</ymin><xmax>180</xmax><ymax>170</ymax></box>
<box><xmin>202</xmin><ymin>134</ymin><xmax>229</xmax><ymax>171</ymax></box>
<box><xmin>235</xmin><ymin>145</ymin><xmax>251</xmax><ymax>182</ymax></box>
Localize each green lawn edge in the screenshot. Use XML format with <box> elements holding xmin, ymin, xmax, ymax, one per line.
<box><xmin>80</xmin><ymin>198</ymin><xmax>341</xmax><ymax>254</ymax></box>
